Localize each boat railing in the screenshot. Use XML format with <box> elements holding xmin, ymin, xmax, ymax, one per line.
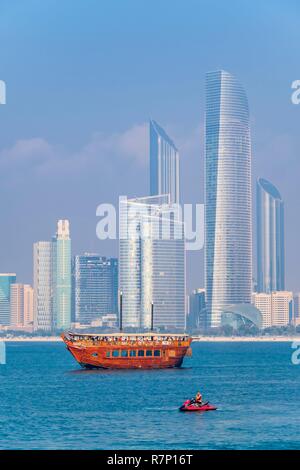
<box><xmin>68</xmin><ymin>337</ymin><xmax>190</xmax><ymax>347</ymax></box>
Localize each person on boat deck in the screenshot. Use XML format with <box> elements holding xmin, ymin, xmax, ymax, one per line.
<box><xmin>195</xmin><ymin>391</ymin><xmax>202</xmax><ymax>405</ymax></box>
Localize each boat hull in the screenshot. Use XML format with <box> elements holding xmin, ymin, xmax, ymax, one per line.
<box><xmin>62</xmin><ymin>334</ymin><xmax>192</xmax><ymax>370</ymax></box>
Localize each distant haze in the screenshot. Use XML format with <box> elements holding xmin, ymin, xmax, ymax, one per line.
<box><xmin>0</xmin><ymin>0</ymin><xmax>300</xmax><ymax>293</ymax></box>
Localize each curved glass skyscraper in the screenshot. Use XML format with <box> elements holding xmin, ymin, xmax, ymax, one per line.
<box><xmin>205</xmin><ymin>70</ymin><xmax>252</xmax><ymax>327</ymax></box>
<box><xmin>256</xmin><ymin>178</ymin><xmax>285</xmax><ymax>293</ymax></box>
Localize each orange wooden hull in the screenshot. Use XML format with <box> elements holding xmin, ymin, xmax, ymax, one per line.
<box><xmin>62</xmin><ymin>333</ymin><xmax>192</xmax><ymax>369</ymax></box>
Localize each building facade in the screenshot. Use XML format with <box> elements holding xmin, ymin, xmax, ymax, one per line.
<box><xmin>10</xmin><ymin>284</ymin><xmax>34</xmax><ymax>329</ymax></box>
<box><xmin>52</xmin><ymin>220</ymin><xmax>72</xmax><ymax>330</ymax></box>
<box><xmin>251</xmin><ymin>292</ymin><xmax>272</xmax><ymax>328</ymax></box>
<box><xmin>33</xmin><ymin>242</ymin><xmax>52</xmax><ymax>331</ymax></box>
<box><xmin>150</xmin><ymin>120</ymin><xmax>180</xmax><ymax>204</ymax></box>
<box><xmin>0</xmin><ymin>274</ymin><xmax>16</xmax><ymax>326</ymax></box>
<box><xmin>119</xmin><ymin>195</ymin><xmax>186</xmax><ymax>330</ymax></box>
<box><xmin>271</xmin><ymin>291</ymin><xmax>293</xmax><ymax>326</ymax></box>
<box><xmin>205</xmin><ymin>70</ymin><xmax>252</xmax><ymax>327</ymax></box>
<box><xmin>256</xmin><ymin>178</ymin><xmax>285</xmax><ymax>293</ymax></box>
<box><xmin>187</xmin><ymin>289</ymin><xmax>206</xmax><ymax>331</ymax></box>
<box><xmin>252</xmin><ymin>291</ymin><xmax>293</xmax><ymax>327</ymax></box>
<box><xmin>294</xmin><ymin>293</ymin><xmax>300</xmax><ymax>322</ymax></box>
<box><xmin>74</xmin><ymin>254</ymin><xmax>118</xmax><ymax>325</ymax></box>
<box><xmin>33</xmin><ymin>220</ymin><xmax>71</xmax><ymax>331</ymax></box>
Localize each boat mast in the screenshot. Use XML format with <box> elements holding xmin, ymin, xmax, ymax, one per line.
<box><xmin>119</xmin><ymin>291</ymin><xmax>123</xmax><ymax>332</ymax></box>
<box><xmin>151</xmin><ymin>301</ymin><xmax>154</xmax><ymax>332</ymax></box>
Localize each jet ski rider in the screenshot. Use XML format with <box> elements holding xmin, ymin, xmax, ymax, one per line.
<box><xmin>195</xmin><ymin>391</ymin><xmax>203</xmax><ymax>405</ymax></box>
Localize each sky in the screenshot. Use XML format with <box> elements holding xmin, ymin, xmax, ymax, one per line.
<box><xmin>0</xmin><ymin>0</ymin><xmax>300</xmax><ymax>292</ymax></box>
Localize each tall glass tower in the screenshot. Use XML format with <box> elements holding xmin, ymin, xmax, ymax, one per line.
<box><xmin>205</xmin><ymin>70</ymin><xmax>252</xmax><ymax>327</ymax></box>
<box><xmin>52</xmin><ymin>220</ymin><xmax>71</xmax><ymax>330</ymax></box>
<box><xmin>150</xmin><ymin>120</ymin><xmax>180</xmax><ymax>204</ymax></box>
<box><xmin>119</xmin><ymin>195</ymin><xmax>186</xmax><ymax>330</ymax></box>
<box><xmin>0</xmin><ymin>274</ymin><xmax>16</xmax><ymax>326</ymax></box>
<box><xmin>256</xmin><ymin>178</ymin><xmax>285</xmax><ymax>293</ymax></box>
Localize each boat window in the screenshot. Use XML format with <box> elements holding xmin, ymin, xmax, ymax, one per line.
<box><xmin>106</xmin><ymin>351</ymin><xmax>110</xmax><ymax>357</ymax></box>
<box><xmin>154</xmin><ymin>350</ymin><xmax>160</xmax><ymax>357</ymax></box>
<box><xmin>112</xmin><ymin>350</ymin><xmax>119</xmax><ymax>357</ymax></box>
<box><xmin>121</xmin><ymin>350</ymin><xmax>128</xmax><ymax>357</ymax></box>
<box><xmin>138</xmin><ymin>350</ymin><xmax>144</xmax><ymax>357</ymax></box>
<box><xmin>146</xmin><ymin>350</ymin><xmax>152</xmax><ymax>357</ymax></box>
<box><xmin>91</xmin><ymin>352</ymin><xmax>98</xmax><ymax>357</ymax></box>
<box><xmin>130</xmin><ymin>350</ymin><xmax>136</xmax><ymax>357</ymax></box>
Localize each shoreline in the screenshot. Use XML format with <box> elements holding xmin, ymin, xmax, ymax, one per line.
<box><xmin>0</xmin><ymin>336</ymin><xmax>299</xmax><ymax>342</ymax></box>
<box><xmin>192</xmin><ymin>336</ymin><xmax>300</xmax><ymax>342</ymax></box>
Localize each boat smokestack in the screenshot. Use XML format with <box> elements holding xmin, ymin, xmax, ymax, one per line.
<box><xmin>151</xmin><ymin>302</ymin><xmax>154</xmax><ymax>331</ymax></box>
<box><xmin>119</xmin><ymin>291</ymin><xmax>123</xmax><ymax>332</ymax></box>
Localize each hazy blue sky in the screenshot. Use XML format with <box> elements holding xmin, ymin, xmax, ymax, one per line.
<box><xmin>1</xmin><ymin>0</ymin><xmax>300</xmax><ymax>292</ymax></box>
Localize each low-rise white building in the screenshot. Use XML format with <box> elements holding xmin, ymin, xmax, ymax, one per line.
<box><xmin>252</xmin><ymin>291</ymin><xmax>293</xmax><ymax>328</ymax></box>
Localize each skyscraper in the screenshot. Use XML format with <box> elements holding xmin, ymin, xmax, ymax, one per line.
<box><xmin>33</xmin><ymin>242</ymin><xmax>52</xmax><ymax>331</ymax></box>
<box><xmin>256</xmin><ymin>178</ymin><xmax>285</xmax><ymax>293</ymax></box>
<box><xmin>205</xmin><ymin>70</ymin><xmax>252</xmax><ymax>327</ymax></box>
<box><xmin>0</xmin><ymin>274</ymin><xmax>16</xmax><ymax>326</ymax></box>
<box><xmin>119</xmin><ymin>195</ymin><xmax>186</xmax><ymax>330</ymax></box>
<box><xmin>52</xmin><ymin>220</ymin><xmax>72</xmax><ymax>330</ymax></box>
<box><xmin>34</xmin><ymin>220</ymin><xmax>71</xmax><ymax>332</ymax></box>
<box><xmin>150</xmin><ymin>120</ymin><xmax>180</xmax><ymax>204</ymax></box>
<box><xmin>74</xmin><ymin>254</ymin><xmax>118</xmax><ymax>325</ymax></box>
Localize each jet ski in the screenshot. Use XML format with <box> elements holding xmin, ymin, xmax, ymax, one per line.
<box><xmin>179</xmin><ymin>399</ymin><xmax>217</xmax><ymax>412</ymax></box>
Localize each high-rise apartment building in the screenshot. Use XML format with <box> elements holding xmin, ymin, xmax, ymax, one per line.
<box><xmin>52</xmin><ymin>220</ymin><xmax>72</xmax><ymax>330</ymax></box>
<box><xmin>33</xmin><ymin>242</ymin><xmax>52</xmax><ymax>331</ymax></box>
<box><xmin>10</xmin><ymin>284</ymin><xmax>34</xmax><ymax>328</ymax></box>
<box><xmin>33</xmin><ymin>220</ymin><xmax>71</xmax><ymax>331</ymax></box>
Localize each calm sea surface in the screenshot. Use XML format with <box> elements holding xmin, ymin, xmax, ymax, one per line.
<box><xmin>0</xmin><ymin>341</ymin><xmax>299</xmax><ymax>449</ymax></box>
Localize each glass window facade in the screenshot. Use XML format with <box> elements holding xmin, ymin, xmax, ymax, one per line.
<box><xmin>0</xmin><ymin>274</ymin><xmax>16</xmax><ymax>326</ymax></box>
<box><xmin>119</xmin><ymin>195</ymin><xmax>186</xmax><ymax>331</ymax></box>
<box><xmin>205</xmin><ymin>70</ymin><xmax>252</xmax><ymax>327</ymax></box>
<box><xmin>52</xmin><ymin>220</ymin><xmax>72</xmax><ymax>330</ymax></box>
<box><xmin>33</xmin><ymin>242</ymin><xmax>52</xmax><ymax>331</ymax></box>
<box><xmin>150</xmin><ymin>120</ymin><xmax>180</xmax><ymax>204</ymax></box>
<box><xmin>256</xmin><ymin>178</ymin><xmax>285</xmax><ymax>293</ymax></box>
<box><xmin>74</xmin><ymin>254</ymin><xmax>118</xmax><ymax>325</ymax></box>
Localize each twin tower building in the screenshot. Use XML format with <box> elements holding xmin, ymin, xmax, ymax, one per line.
<box><xmin>34</xmin><ymin>70</ymin><xmax>285</xmax><ymax>331</ymax></box>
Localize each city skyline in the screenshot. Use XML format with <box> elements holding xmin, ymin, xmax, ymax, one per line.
<box><xmin>1</xmin><ymin>1</ymin><xmax>299</xmax><ymax>295</ymax></box>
